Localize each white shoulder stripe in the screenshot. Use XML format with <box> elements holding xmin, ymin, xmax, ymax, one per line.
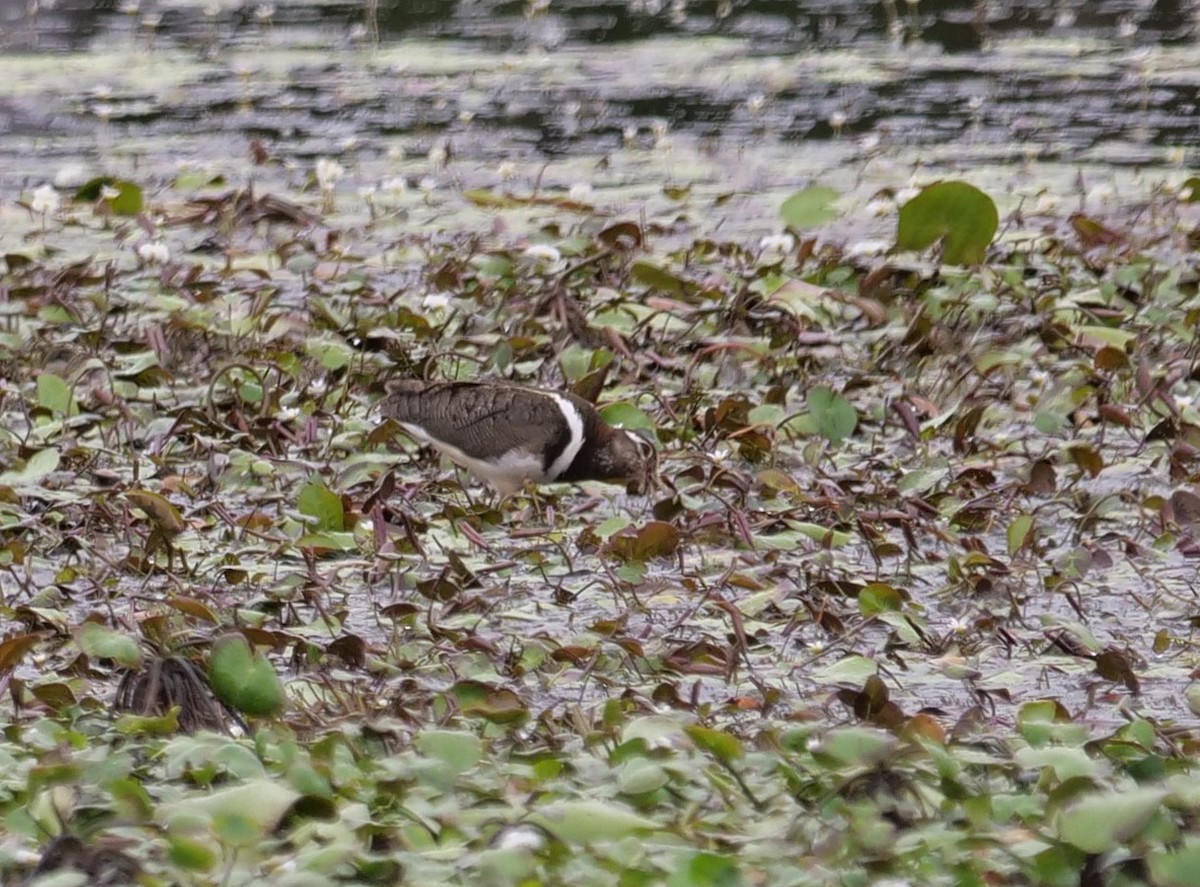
<box><xmin>544</xmin><ymin>392</ymin><xmax>586</xmax><ymax>480</ymax></box>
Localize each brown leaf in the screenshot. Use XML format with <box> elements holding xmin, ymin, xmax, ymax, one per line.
<box><xmin>1026</xmin><ymin>459</ymin><xmax>1057</xmax><ymax>493</ymax></box>
<box><xmin>126</xmin><ymin>490</ymin><xmax>187</xmax><ymax>536</ymax></box>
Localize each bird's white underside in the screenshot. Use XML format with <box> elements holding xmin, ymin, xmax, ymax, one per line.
<box><xmin>398</xmin><ymin>392</ymin><xmax>587</xmax><ymax>494</ymax></box>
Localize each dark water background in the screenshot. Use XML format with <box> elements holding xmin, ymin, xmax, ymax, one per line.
<box><xmin>1</xmin><ymin>1</ymin><xmax>1198</xmax><ymax>201</ymax></box>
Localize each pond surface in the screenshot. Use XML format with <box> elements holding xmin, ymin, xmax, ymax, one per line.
<box><xmin>1</xmin><ymin>0</ymin><xmax>1198</xmax><ymax>231</ymax></box>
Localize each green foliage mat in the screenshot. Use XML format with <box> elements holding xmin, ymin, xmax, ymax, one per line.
<box><xmin>3</xmin><ymin>168</ymin><xmax>1200</xmax><ymax>886</ymax></box>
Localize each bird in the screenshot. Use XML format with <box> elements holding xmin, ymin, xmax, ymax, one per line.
<box><xmin>382</xmin><ymin>380</ymin><xmax>655</xmax><ymax>495</ymax></box>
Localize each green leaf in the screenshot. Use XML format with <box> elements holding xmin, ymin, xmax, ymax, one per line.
<box><xmin>36</xmin><ymin>373</ymin><xmax>73</xmax><ymax>414</ymax></box>
<box><xmin>531</xmin><ymin>799</ymin><xmax>660</xmax><ymax>843</ymax></box>
<box><xmin>598</xmin><ymin>401</ymin><xmax>657</xmax><ymax>438</ymax></box>
<box><xmin>1057</xmin><ymin>787</ymin><xmax>1167</xmax><ymax>853</ymax></box>
<box><xmin>74</xmin><ymin>176</ymin><xmax>144</xmax><ymax>216</ymax></box>
<box><xmin>668</xmin><ymin>852</ymin><xmax>745</xmax><ymax>887</ymax></box>
<box><xmin>298</xmin><ymin>480</ymin><xmax>344</xmax><ymax>533</ymax></box>
<box><xmin>415</xmin><ymin>730</ymin><xmax>483</xmax><ymax>774</ymax></box>
<box><xmin>684</xmin><ymin>725</ymin><xmax>744</xmax><ymax>761</ymax></box>
<box><xmin>76</xmin><ymin>622</ymin><xmax>142</xmax><ymax>667</ymax></box>
<box><xmin>808</xmin><ymin>386</ymin><xmax>857</xmax><ymax>445</ymax></box>
<box><xmin>631</xmin><ymin>260</ymin><xmax>685</xmax><ymax>295</ymax></box>
<box><xmin>780</xmin><ymin>185</ymin><xmax>840</xmax><ymax>229</ymax></box>
<box><xmin>1007</xmin><ymin>514</ymin><xmax>1034</xmax><ymax>556</ymax></box>
<box><xmin>896</xmin><ymin>181</ymin><xmax>998</xmax><ymax>265</ymax></box>
<box><xmin>809</xmin><ymin>727</ymin><xmax>898</xmax><ymax>767</ymax></box>
<box><xmin>208</xmin><ymin>634</ymin><xmax>286</xmax><ymax>718</ymax></box>
<box><xmin>859</xmin><ymin>583</ymin><xmax>903</xmax><ymax>616</ymax></box>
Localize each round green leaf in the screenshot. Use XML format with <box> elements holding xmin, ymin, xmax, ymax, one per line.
<box><xmin>808</xmin><ymin>386</ymin><xmax>857</xmax><ymax>445</ymax></box>
<box><xmin>896</xmin><ymin>181</ymin><xmax>998</xmax><ymax>265</ymax></box>
<box><xmin>208</xmin><ymin>634</ymin><xmax>286</xmax><ymax>718</ymax></box>
<box><xmin>780</xmin><ymin>185</ymin><xmax>840</xmax><ymax>229</ymax></box>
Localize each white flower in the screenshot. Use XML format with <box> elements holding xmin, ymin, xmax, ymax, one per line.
<box><xmin>30</xmin><ymin>185</ymin><xmax>60</xmax><ymax>216</ymax></box>
<box><xmin>421</xmin><ymin>293</ymin><xmax>451</xmax><ymax>311</ymax></box>
<box><xmin>137</xmin><ymin>241</ymin><xmax>170</xmax><ymax>265</ymax></box>
<box><xmin>99</xmin><ymin>185</ymin><xmax>121</xmax><ymax>201</ymax></box>
<box><xmin>53</xmin><ymin>164</ymin><xmax>89</xmax><ymax>188</ymax></box>
<box><xmin>497</xmin><ymin>161</ymin><xmax>516</xmax><ymax>181</ymax></box>
<box><xmin>759</xmin><ymin>233</ymin><xmax>795</xmax><ymax>254</ymax></box>
<box><xmin>622</xmin><ymin>125</ymin><xmax>638</xmax><ymax>146</ymax></box>
<box><xmin>568</xmin><ymin>182</ymin><xmax>593</xmax><ymax>202</ymax></box>
<box><xmin>381</xmin><ymin>176</ymin><xmax>407</xmax><ymax>195</ymax></box>
<box><xmin>746</xmin><ymin>93</ymin><xmax>765</xmax><ymax>114</ymax></box>
<box><xmin>315</xmin><ymin>158</ymin><xmax>345</xmax><ymax>191</ymax></box>
<box><xmin>358</xmin><ymin>185</ymin><xmax>377</xmax><ymax>201</ymax></box>
<box><xmin>522</xmin><ymin>244</ymin><xmax>561</xmax><ymax>264</ymax></box>
<box><xmin>495</xmin><ymin>826</ymin><xmax>545</xmax><ymax>852</ymax></box>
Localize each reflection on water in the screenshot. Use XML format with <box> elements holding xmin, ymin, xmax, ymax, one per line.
<box><xmin>0</xmin><ymin>0</ymin><xmax>1197</xmax><ymax>196</ymax></box>
<box><xmin>5</xmin><ymin>0</ymin><xmax>1199</xmax><ymax>53</ymax></box>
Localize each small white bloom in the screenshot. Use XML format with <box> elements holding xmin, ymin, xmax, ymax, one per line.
<box><xmin>381</xmin><ymin>176</ymin><xmax>407</xmax><ymax>195</ymax></box>
<box><xmin>746</xmin><ymin>93</ymin><xmax>765</xmax><ymax>114</ymax></box>
<box><xmin>30</xmin><ymin>184</ymin><xmax>60</xmax><ymax>216</ymax></box>
<box><xmin>137</xmin><ymin>241</ymin><xmax>170</xmax><ymax>265</ymax></box>
<box><xmin>358</xmin><ymin>185</ymin><xmax>377</xmax><ymax>201</ymax></box>
<box><xmin>496</xmin><ymin>826</ymin><xmax>545</xmax><ymax>852</ymax></box>
<box><xmin>568</xmin><ymin>182</ymin><xmax>593</xmax><ymax>202</ymax></box>
<box><xmin>1036</xmin><ymin>193</ymin><xmax>1065</xmax><ymax>214</ymax></box>
<box><xmin>254</xmin><ymin>3</ymin><xmax>274</xmax><ymax>20</ymax></box>
<box><xmin>828</xmin><ymin>110</ymin><xmax>847</xmax><ymax>130</ymax></box>
<box><xmin>421</xmin><ymin>293</ymin><xmax>451</xmax><ymax>311</ymax></box>
<box><xmin>53</xmin><ymin>164</ymin><xmax>89</xmax><ymax>189</ymax></box>
<box><xmin>497</xmin><ymin>161</ymin><xmax>516</xmax><ymax>181</ymax></box>
<box><xmin>759</xmin><ymin>233</ymin><xmax>795</xmax><ymax>254</ymax></box>
<box><xmin>99</xmin><ymin>185</ymin><xmax>121</xmax><ymax>201</ymax></box>
<box><xmin>522</xmin><ymin>244</ymin><xmax>561</xmax><ymax>264</ymax></box>
<box><xmin>622</xmin><ymin>124</ymin><xmax>638</xmax><ymax>146</ymax></box>
<box><xmin>315</xmin><ymin>158</ymin><xmax>345</xmax><ymax>191</ymax></box>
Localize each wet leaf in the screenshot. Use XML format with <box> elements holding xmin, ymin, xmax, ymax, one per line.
<box><xmin>208</xmin><ymin>634</ymin><xmax>286</xmax><ymax>718</ymax></box>
<box><xmin>1057</xmin><ymin>787</ymin><xmax>1167</xmax><ymax>853</ymax></box>
<box><xmin>896</xmin><ymin>181</ymin><xmax>998</xmax><ymax>265</ymax></box>
<box><xmin>1007</xmin><ymin>514</ymin><xmax>1034</xmax><ymax>556</ymax></box>
<box><xmin>531</xmin><ymin>799</ymin><xmax>660</xmax><ymax>843</ymax></box>
<box><xmin>126</xmin><ymin>490</ymin><xmax>187</xmax><ymax>536</ymax></box>
<box><xmin>74</xmin><ymin>176</ymin><xmax>143</xmax><ymax>215</ymax></box>
<box><xmin>77</xmin><ymin>622</ymin><xmax>142</xmax><ymax>667</ymax></box>
<box><xmin>808</xmin><ymin>386</ymin><xmax>857</xmax><ymax>445</ymax></box>
<box><xmin>298</xmin><ymin>480</ymin><xmax>344</xmax><ymax>533</ymax></box>
<box><xmin>780</xmin><ymin>185</ymin><xmax>840</xmax><ymax>229</ymax></box>
<box><xmin>684</xmin><ymin>725</ymin><xmax>744</xmax><ymax>761</ymax></box>
<box><xmin>632</xmin><ymin>260</ymin><xmax>686</xmax><ymax>295</ymax></box>
<box><xmin>36</xmin><ymin>373</ymin><xmax>73</xmax><ymax>415</ymax></box>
